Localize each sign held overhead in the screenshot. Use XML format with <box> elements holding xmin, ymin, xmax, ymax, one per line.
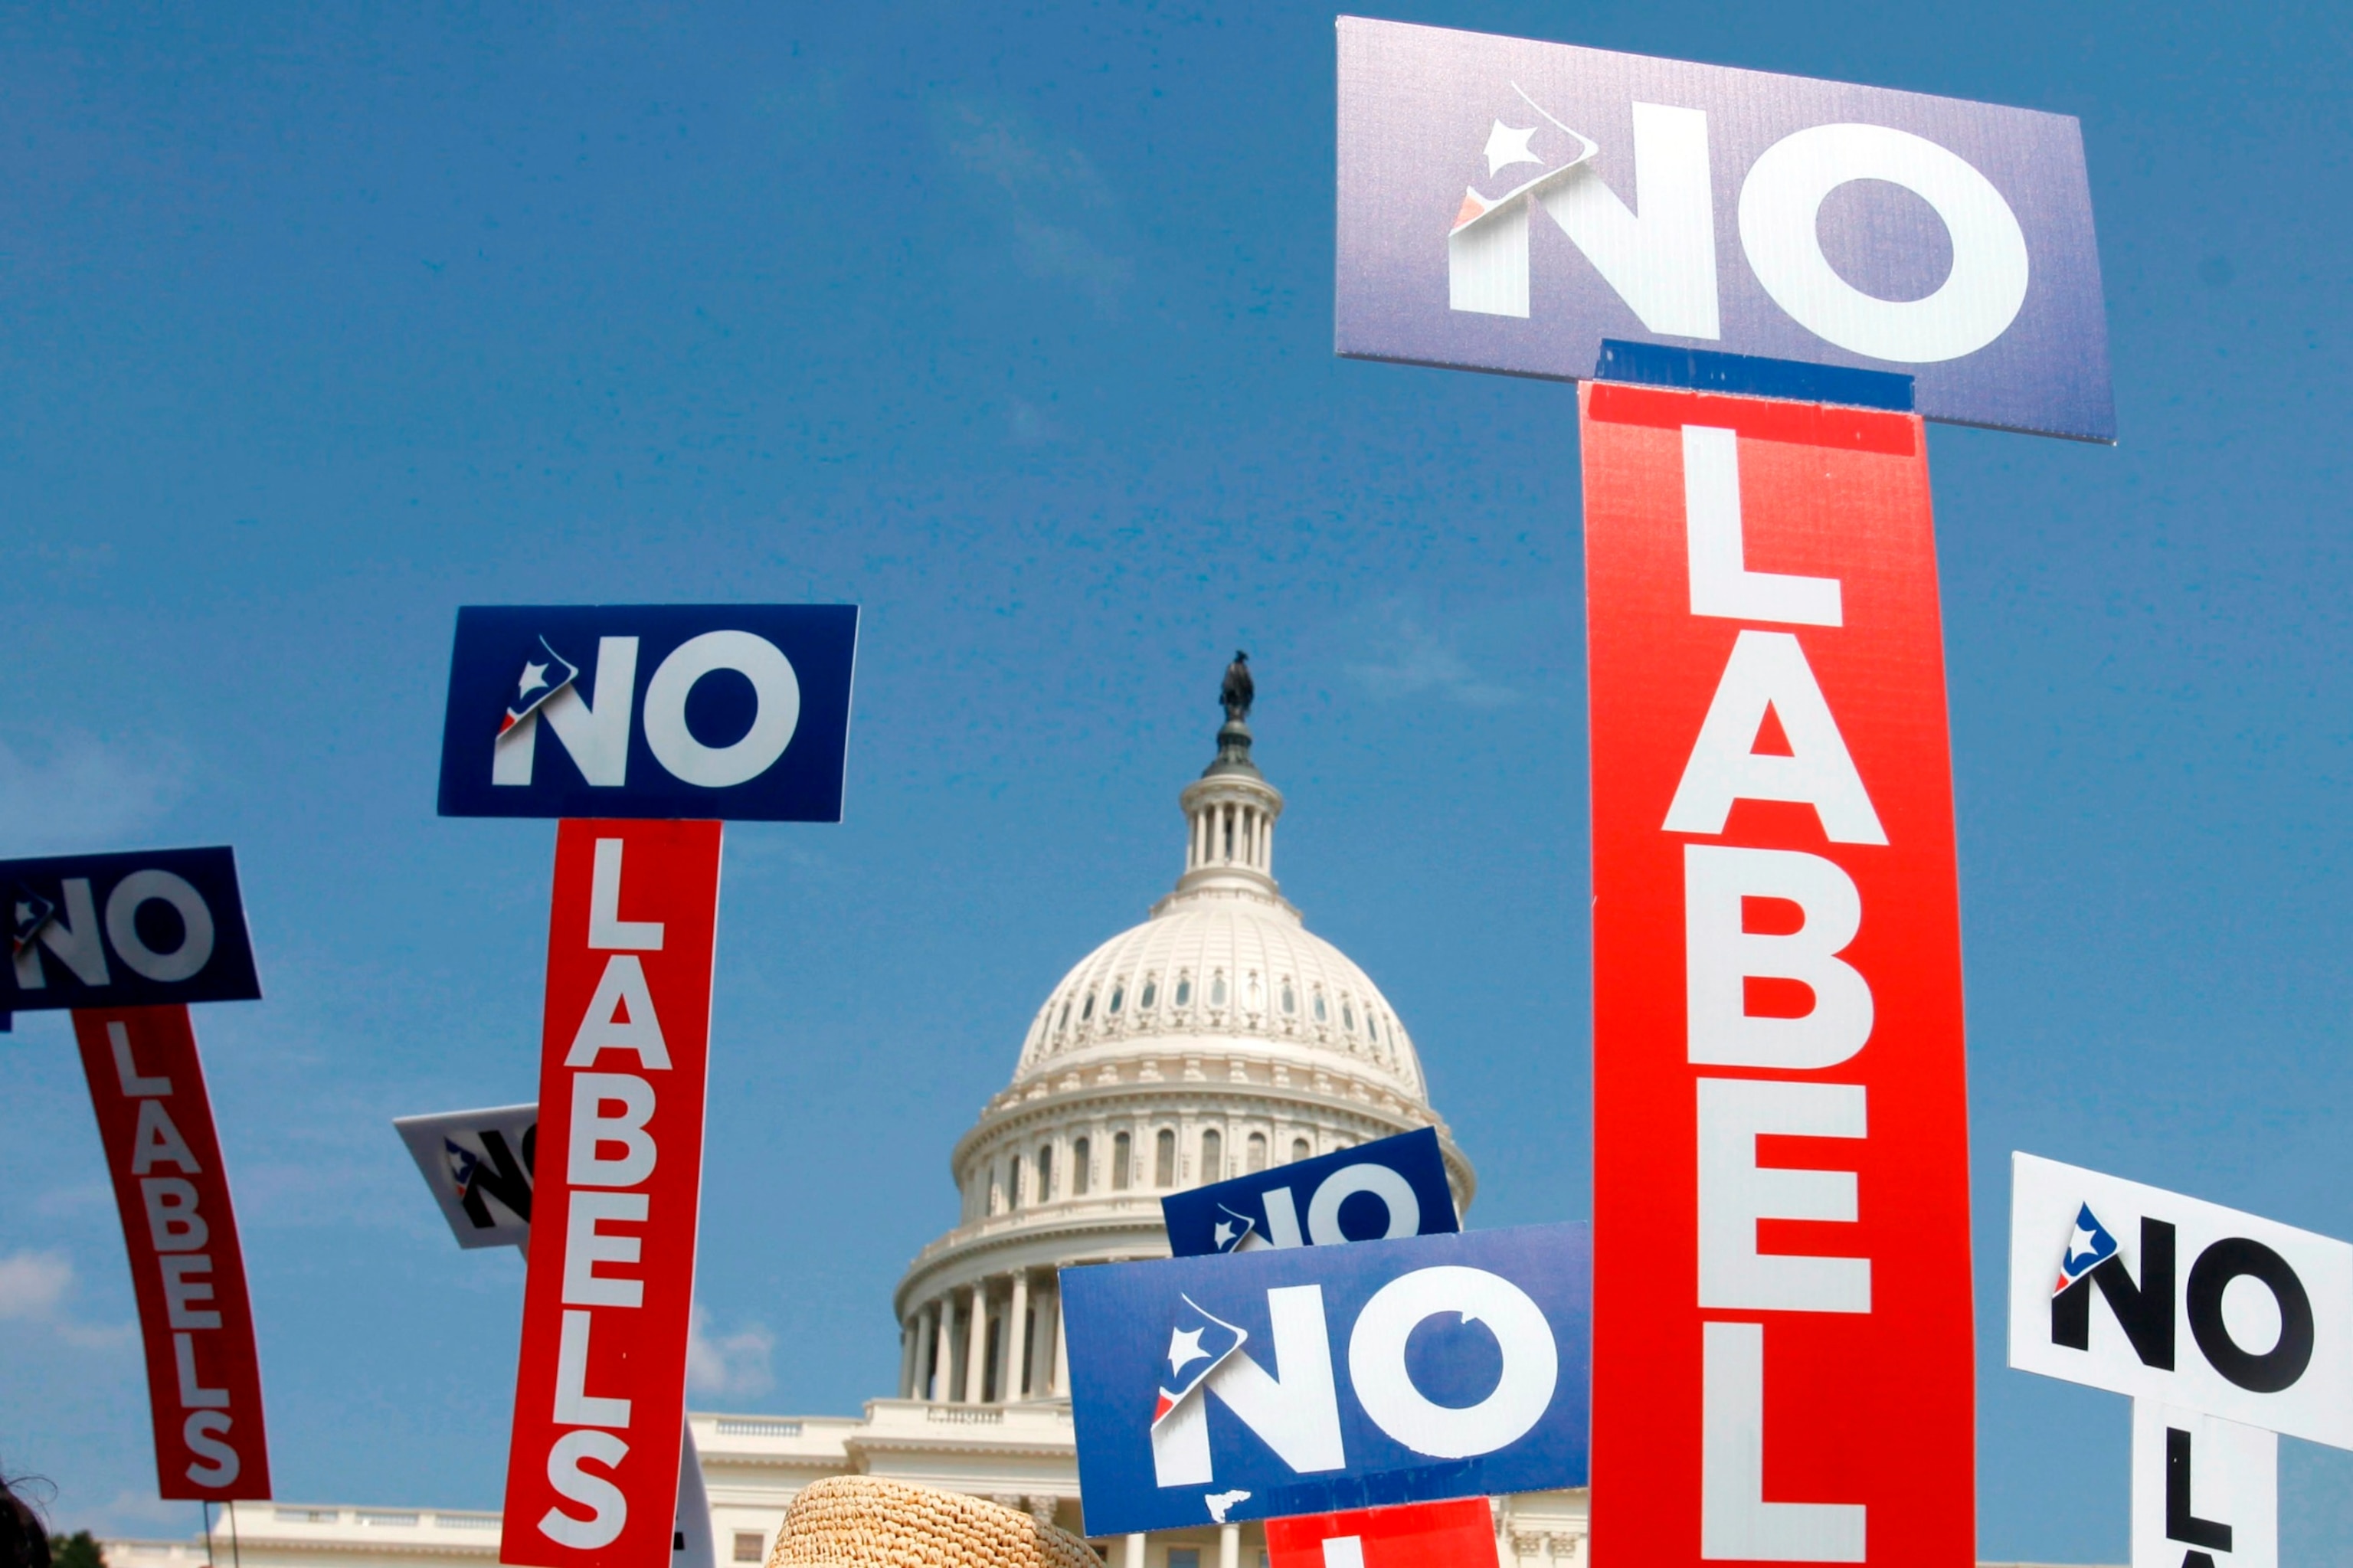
<box><xmin>1335</xmin><ymin>17</ymin><xmax>2114</xmax><ymax>440</ymax></box>
<box><xmin>76</xmin><ymin>1006</ymin><xmax>272</xmax><ymax>1499</ymax></box>
<box><xmin>4</xmin><ymin>847</ymin><xmax>260</xmax><ymax>1012</ymax></box>
<box><xmin>2008</xmin><ymin>1152</ymin><xmax>2353</xmax><ymax>1450</ymax></box>
<box><xmin>438</xmin><ymin>605</ymin><xmax>857</xmax><ymax>822</ymax></box>
<box><xmin>501</xmin><ymin>820</ymin><xmax>723</xmax><ymax>1568</ymax></box>
<box><xmin>395</xmin><ymin>1103</ymin><xmax>539</xmax><ymax>1252</ymax></box>
<box><xmin>1160</xmin><ymin>1127</ymin><xmax>1456</xmax><ymax>1257</ymax></box>
<box><xmin>1062</xmin><ymin>1221</ymin><xmax>1590</xmax><ymax>1537</ymax></box>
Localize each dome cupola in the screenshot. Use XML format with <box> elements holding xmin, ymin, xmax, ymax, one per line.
<box><xmin>886</xmin><ymin>659</ymin><xmax>1472</xmax><ymax>1412</ymax></box>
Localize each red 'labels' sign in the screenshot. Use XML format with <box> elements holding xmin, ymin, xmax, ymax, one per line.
<box><xmin>502</xmin><ymin>819</ymin><xmax>722</xmax><ymax>1568</ymax></box>
<box><xmin>74</xmin><ymin>1006</ymin><xmax>271</xmax><ymax>1500</ymax></box>
<box><xmin>1264</xmin><ymin>1497</ymin><xmax>1497</xmax><ymax>1568</ymax></box>
<box><xmin>1582</xmin><ymin>381</ymin><xmax>1974</xmax><ymax>1564</ymax></box>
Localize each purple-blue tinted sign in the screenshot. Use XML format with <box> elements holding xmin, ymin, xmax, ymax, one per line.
<box><xmin>1062</xmin><ymin>1222</ymin><xmax>1591</xmax><ymax>1537</ymax></box>
<box><xmin>1336</xmin><ymin>18</ymin><xmax>2113</xmax><ymax>441</ymax></box>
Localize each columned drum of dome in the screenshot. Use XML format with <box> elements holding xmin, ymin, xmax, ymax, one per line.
<box><xmin>892</xmin><ymin>692</ymin><xmax>1476</xmax><ymax>1403</ymax></box>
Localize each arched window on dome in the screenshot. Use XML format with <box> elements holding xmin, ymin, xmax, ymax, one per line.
<box><xmin>1108</xmin><ymin>983</ymin><xmax>1124</xmax><ymax>1016</ymax></box>
<box><xmin>1209</xmin><ymin>972</ymin><xmax>1227</xmax><ymax>1009</ymax></box>
<box><xmin>1081</xmin><ymin>990</ymin><xmax>1095</xmax><ymax>1023</ymax></box>
<box><xmin>1058</xmin><ymin>998</ymin><xmax>1072</xmax><ymax>1033</ymax></box>
<box><xmin>1291</xmin><ymin>1137</ymin><xmax>1311</xmax><ymax>1164</ymax></box>
<box><xmin>1036</xmin><ymin>1143</ymin><xmax>1054</xmax><ymax>1202</ymax></box>
<box><xmin>1280</xmin><ymin>979</ymin><xmax>1296</xmax><ymax>1016</ymax></box>
<box><xmin>1140</xmin><ymin>976</ymin><xmax>1158</xmax><ymax>1012</ymax></box>
<box><xmin>1111</xmin><ymin>1132</ymin><xmax>1131</xmax><ymax>1190</ymax></box>
<box><xmin>1154</xmin><ymin>1128</ymin><xmax>1176</xmax><ymax>1187</ymax></box>
<box><xmin>1007</xmin><ymin>1155</ymin><xmax>1023</xmax><ymax>1211</ymax></box>
<box><xmin>1072</xmin><ymin>1138</ymin><xmax>1091</xmax><ymax>1196</ymax></box>
<box><xmin>1247</xmin><ymin>1132</ymin><xmax>1268</xmax><ymax>1174</ymax></box>
<box><xmin>1313</xmin><ymin>990</ymin><xmax>1328</xmax><ymax>1023</ymax></box>
<box><xmin>1174</xmin><ymin>974</ymin><xmax>1193</xmax><ymax>1008</ymax></box>
<box><xmin>1342</xmin><ymin>999</ymin><xmax>1356</xmax><ymax>1033</ymax></box>
<box><xmin>1200</xmin><ymin>1129</ymin><xmax>1222</xmax><ymax>1184</ymax></box>
<box><xmin>1245</xmin><ymin>973</ymin><xmax>1263</xmax><ymax>1011</ymax></box>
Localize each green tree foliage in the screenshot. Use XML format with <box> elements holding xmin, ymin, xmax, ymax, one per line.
<box><xmin>49</xmin><ymin>1531</ymin><xmax>103</xmax><ymax>1568</ymax></box>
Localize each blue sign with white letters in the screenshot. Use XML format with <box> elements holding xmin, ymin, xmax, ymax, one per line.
<box><xmin>1161</xmin><ymin>1127</ymin><xmax>1458</xmax><ymax>1259</ymax></box>
<box><xmin>1062</xmin><ymin>1222</ymin><xmax>1590</xmax><ymax>1537</ymax></box>
<box><xmin>2</xmin><ymin>846</ymin><xmax>260</xmax><ymax>1011</ymax></box>
<box><xmin>436</xmin><ymin>604</ymin><xmax>857</xmax><ymax>821</ymax></box>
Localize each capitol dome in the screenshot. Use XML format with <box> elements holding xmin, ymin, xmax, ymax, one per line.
<box><xmin>888</xmin><ymin>670</ymin><xmax>1474</xmax><ymax>1409</ymax></box>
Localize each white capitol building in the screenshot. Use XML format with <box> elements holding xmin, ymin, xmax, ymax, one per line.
<box><xmin>108</xmin><ymin>692</ymin><xmax>1598</xmax><ymax>1568</ymax></box>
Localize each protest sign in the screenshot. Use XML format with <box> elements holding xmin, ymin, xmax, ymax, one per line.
<box><xmin>74</xmin><ymin>1005</ymin><xmax>270</xmax><ymax>1499</ymax></box>
<box><xmin>1063</xmin><ymin>1222</ymin><xmax>1589</xmax><ymax>1537</ymax></box>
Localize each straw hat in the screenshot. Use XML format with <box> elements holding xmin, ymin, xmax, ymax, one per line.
<box><xmin>764</xmin><ymin>1475</ymin><xmax>1101</xmax><ymax>1568</ymax></box>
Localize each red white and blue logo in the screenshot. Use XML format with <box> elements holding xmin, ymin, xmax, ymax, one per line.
<box><xmin>1152</xmin><ymin>1295</ymin><xmax>1247</xmax><ymax>1429</ymax></box>
<box><xmin>1211</xmin><ymin>1204</ymin><xmax>1260</xmax><ymax>1255</ymax></box>
<box><xmin>8</xmin><ymin>883</ymin><xmax>54</xmax><ymax>954</ymax></box>
<box><xmin>443</xmin><ymin>1138</ymin><xmax>484</xmax><ymax>1201</ymax></box>
<box><xmin>1448</xmin><ymin>84</ymin><xmax>1595</xmax><ymax>241</ymax></box>
<box><xmin>2053</xmin><ymin>1202</ymin><xmax>2120</xmax><ymax>1295</ymax></box>
<box><xmin>498</xmin><ymin>637</ymin><xmax>580</xmax><ymax>738</ymax></box>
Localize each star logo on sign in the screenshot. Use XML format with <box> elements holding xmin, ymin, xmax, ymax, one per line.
<box><xmin>2053</xmin><ymin>1201</ymin><xmax>2120</xmax><ymax>1295</ymax></box>
<box><xmin>8</xmin><ymin>884</ymin><xmax>56</xmax><ymax>953</ymax></box>
<box><xmin>499</xmin><ymin>637</ymin><xmax>581</xmax><ymax>738</ymax></box>
<box><xmin>1213</xmin><ymin>1219</ymin><xmax>1237</xmax><ymax>1248</ymax></box>
<box><xmin>1484</xmin><ymin>119</ymin><xmax>1542</xmax><ymax>175</ymax></box>
<box><xmin>1168</xmin><ymin>1326</ymin><xmax>1209</xmax><ymax>1379</ymax></box>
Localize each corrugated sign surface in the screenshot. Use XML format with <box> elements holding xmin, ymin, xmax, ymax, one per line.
<box><xmin>1337</xmin><ymin>18</ymin><xmax>2112</xmax><ymax>440</ymax></box>
<box><xmin>1582</xmin><ymin>378</ymin><xmax>1975</xmax><ymax>1563</ymax></box>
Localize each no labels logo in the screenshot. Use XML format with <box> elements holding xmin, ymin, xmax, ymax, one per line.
<box><xmin>2</xmin><ymin>847</ymin><xmax>260</xmax><ymax>1011</ymax></box>
<box><xmin>437</xmin><ymin>604</ymin><xmax>857</xmax><ymax>823</ymax></box>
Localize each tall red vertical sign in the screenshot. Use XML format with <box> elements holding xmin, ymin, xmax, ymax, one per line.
<box><xmin>502</xmin><ymin>819</ymin><xmax>723</xmax><ymax>1568</ymax></box>
<box><xmin>1582</xmin><ymin>381</ymin><xmax>1975</xmax><ymax>1564</ymax></box>
<box><xmin>74</xmin><ymin>1005</ymin><xmax>272</xmax><ymax>1500</ymax></box>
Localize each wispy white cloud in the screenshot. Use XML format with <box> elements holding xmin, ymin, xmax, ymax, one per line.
<box><xmin>97</xmin><ymin>1491</ymin><xmax>195</xmax><ymax>1536</ymax></box>
<box><xmin>0</xmin><ymin>732</ymin><xmax>191</xmax><ymax>855</ymax></box>
<box><xmin>935</xmin><ymin>97</ymin><xmax>1135</xmax><ymax>318</ymax></box>
<box><xmin>0</xmin><ymin>1250</ymin><xmax>73</xmax><ymax>1318</ymax></box>
<box><xmin>0</xmin><ymin>1249</ymin><xmax>136</xmax><ymax>1350</ymax></box>
<box><xmin>1347</xmin><ymin>609</ymin><xmax>1521</xmax><ymax>709</ymax></box>
<box><xmin>686</xmin><ymin>1306</ymin><xmax>775</xmax><ymax>1399</ymax></box>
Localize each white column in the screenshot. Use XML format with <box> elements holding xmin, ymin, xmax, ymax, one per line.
<box><xmin>929</xmin><ymin>1298</ymin><xmax>953</xmax><ymax>1401</ymax></box>
<box><xmin>1006</xmin><ymin>1270</ymin><xmax>1033</xmax><ymax>1399</ymax></box>
<box><xmin>1122</xmin><ymin>1535</ymin><xmax>1147</xmax><ymax>1568</ymax></box>
<box><xmin>1026</xmin><ymin>1280</ymin><xmax>1052</xmax><ymax>1396</ymax></box>
<box><xmin>1219</xmin><ymin>1524</ymin><xmax>1239</xmax><ymax>1568</ymax></box>
<box><xmin>961</xmin><ymin>1283</ymin><xmax>987</xmax><ymax>1403</ymax></box>
<box><xmin>1052</xmin><ymin>1288</ymin><xmax>1070</xmax><ymax>1396</ymax></box>
<box><xmin>897</xmin><ymin>1315</ymin><xmax>918</xmax><ymax>1397</ymax></box>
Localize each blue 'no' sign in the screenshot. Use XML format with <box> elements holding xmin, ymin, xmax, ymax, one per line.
<box><xmin>436</xmin><ymin>604</ymin><xmax>857</xmax><ymax>822</ymax></box>
<box><xmin>1062</xmin><ymin>1222</ymin><xmax>1591</xmax><ymax>1537</ymax></box>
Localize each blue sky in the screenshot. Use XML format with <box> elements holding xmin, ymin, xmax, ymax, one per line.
<box><xmin>0</xmin><ymin>2</ymin><xmax>2346</xmax><ymax>1560</ymax></box>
